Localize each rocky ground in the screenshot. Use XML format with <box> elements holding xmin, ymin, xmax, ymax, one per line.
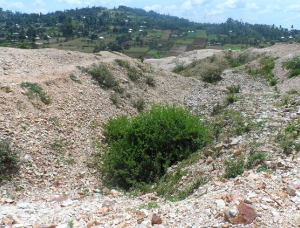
<box><xmin>1</xmin><ymin>44</ymin><xmax>300</xmax><ymax>228</ymax></box>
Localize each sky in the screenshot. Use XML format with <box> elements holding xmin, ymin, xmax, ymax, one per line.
<box><xmin>1</xmin><ymin>0</ymin><xmax>300</xmax><ymax>29</ymax></box>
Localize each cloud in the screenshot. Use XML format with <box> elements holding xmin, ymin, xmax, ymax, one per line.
<box><xmin>217</xmin><ymin>0</ymin><xmax>246</xmax><ymax>10</ymax></box>
<box><xmin>259</xmin><ymin>4</ymin><xmax>280</xmax><ymax>14</ymax></box>
<box><xmin>144</xmin><ymin>4</ymin><xmax>162</xmax><ymax>12</ymax></box>
<box><xmin>285</xmin><ymin>4</ymin><xmax>300</xmax><ymax>12</ymax></box>
<box><xmin>55</xmin><ymin>0</ymin><xmax>82</xmax><ymax>4</ymax></box>
<box><xmin>32</xmin><ymin>0</ymin><xmax>46</xmax><ymax>6</ymax></box>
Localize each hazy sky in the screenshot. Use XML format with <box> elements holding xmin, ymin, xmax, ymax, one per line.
<box><xmin>1</xmin><ymin>0</ymin><xmax>300</xmax><ymax>29</ymax></box>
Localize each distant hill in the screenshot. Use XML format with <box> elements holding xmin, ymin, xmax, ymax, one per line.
<box><xmin>0</xmin><ymin>6</ymin><xmax>298</xmax><ymax>58</ymax></box>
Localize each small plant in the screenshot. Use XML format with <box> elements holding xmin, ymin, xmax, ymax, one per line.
<box><xmin>226</xmin><ymin>93</ymin><xmax>238</xmax><ymax>104</ymax></box>
<box><xmin>50</xmin><ymin>117</ymin><xmax>61</xmax><ymax>127</ymax></box>
<box><xmin>133</xmin><ymin>98</ymin><xmax>145</xmax><ymax>112</ymax></box>
<box><xmin>0</xmin><ymin>139</ymin><xmax>19</xmax><ymax>183</ymax></box>
<box><xmin>68</xmin><ymin>220</ymin><xmax>74</xmax><ymax>228</ymax></box>
<box><xmin>115</xmin><ymin>59</ymin><xmax>141</xmax><ymax>81</ymax></box>
<box><xmin>139</xmin><ymin>202</ymin><xmax>160</xmax><ymax>210</ymax></box>
<box><xmin>21</xmin><ymin>82</ymin><xmax>51</xmax><ymax>105</ymax></box>
<box><xmin>211</xmin><ymin>102</ymin><xmax>224</xmax><ymax>115</ymax></box>
<box><xmin>227</xmin><ymin>85</ymin><xmax>241</xmax><ymax>94</ymax></box>
<box><xmin>224</xmin><ymin>156</ymin><xmax>245</xmax><ymax>178</ymax></box>
<box><xmin>69</xmin><ymin>74</ymin><xmax>81</xmax><ymax>83</ymax></box>
<box><xmin>110</xmin><ymin>93</ymin><xmax>120</xmax><ymax>108</ymax></box>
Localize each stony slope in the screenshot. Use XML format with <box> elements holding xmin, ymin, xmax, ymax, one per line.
<box><xmin>1</xmin><ymin>44</ymin><xmax>300</xmax><ymax>228</ymax></box>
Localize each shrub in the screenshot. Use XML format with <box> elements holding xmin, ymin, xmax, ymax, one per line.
<box><xmin>0</xmin><ymin>139</ymin><xmax>19</xmax><ymax>182</ymax></box>
<box><xmin>69</xmin><ymin>74</ymin><xmax>81</xmax><ymax>84</ymax></box>
<box><xmin>21</xmin><ymin>82</ymin><xmax>51</xmax><ymax>104</ymax></box>
<box><xmin>172</xmin><ymin>63</ymin><xmax>186</xmax><ymax>73</ymax></box>
<box><xmin>115</xmin><ymin>59</ymin><xmax>140</xmax><ymax>81</ymax></box>
<box><xmin>80</xmin><ymin>64</ymin><xmax>118</xmax><ymax>88</ymax></box>
<box><xmin>201</xmin><ymin>68</ymin><xmax>223</xmax><ymax>83</ymax></box>
<box><xmin>224</xmin><ymin>156</ymin><xmax>245</xmax><ymax>178</ymax></box>
<box><xmin>101</xmin><ymin>105</ymin><xmax>211</xmax><ymax>189</ymax></box>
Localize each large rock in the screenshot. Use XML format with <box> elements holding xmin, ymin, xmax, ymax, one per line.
<box><xmin>224</xmin><ymin>201</ymin><xmax>257</xmax><ymax>224</ymax></box>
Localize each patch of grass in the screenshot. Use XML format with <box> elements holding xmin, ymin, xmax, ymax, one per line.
<box><xmin>270</xmin><ymin>78</ymin><xmax>277</xmax><ymax>86</ymax></box>
<box><xmin>50</xmin><ymin>117</ymin><xmax>61</xmax><ymax>127</ymax></box>
<box><xmin>282</xmin><ymin>57</ymin><xmax>300</xmax><ymax>78</ymax></box>
<box><xmin>173</xmin><ymin>63</ymin><xmax>186</xmax><ymax>73</ymax></box>
<box><xmin>201</xmin><ymin>67</ymin><xmax>223</xmax><ymax>83</ymax></box>
<box><xmin>21</xmin><ymin>82</ymin><xmax>52</xmax><ymax>104</ymax></box>
<box><xmin>0</xmin><ymin>139</ymin><xmax>19</xmax><ymax>183</ymax></box>
<box><xmin>100</xmin><ymin>104</ymin><xmax>211</xmax><ymax>190</ymax></box>
<box><xmin>139</xmin><ymin>202</ymin><xmax>160</xmax><ymax>210</ymax></box>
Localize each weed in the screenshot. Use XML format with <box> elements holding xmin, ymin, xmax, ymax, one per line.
<box><xmin>133</xmin><ymin>98</ymin><xmax>145</xmax><ymax>112</ymax></box>
<box><xmin>110</xmin><ymin>93</ymin><xmax>120</xmax><ymax>108</ymax></box>
<box><xmin>139</xmin><ymin>202</ymin><xmax>160</xmax><ymax>210</ymax></box>
<box><xmin>50</xmin><ymin>117</ymin><xmax>61</xmax><ymax>127</ymax></box>
<box><xmin>21</xmin><ymin>82</ymin><xmax>51</xmax><ymax>105</ymax></box>
<box><xmin>270</xmin><ymin>78</ymin><xmax>277</xmax><ymax>86</ymax></box>
<box><xmin>69</xmin><ymin>74</ymin><xmax>81</xmax><ymax>83</ymax></box>
<box><xmin>115</xmin><ymin>59</ymin><xmax>141</xmax><ymax>81</ymax></box>
<box><xmin>173</xmin><ymin>63</ymin><xmax>186</xmax><ymax>73</ymax></box>
<box><xmin>227</xmin><ymin>85</ymin><xmax>241</xmax><ymax>94</ymax></box>
<box><xmin>68</xmin><ymin>220</ymin><xmax>74</xmax><ymax>228</ymax></box>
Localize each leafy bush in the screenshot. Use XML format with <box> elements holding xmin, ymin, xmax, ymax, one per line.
<box><xmin>101</xmin><ymin>105</ymin><xmax>211</xmax><ymax>189</ymax></box>
<box><xmin>224</xmin><ymin>156</ymin><xmax>245</xmax><ymax>178</ymax></box>
<box><xmin>79</xmin><ymin>64</ymin><xmax>118</xmax><ymax>88</ymax></box>
<box><xmin>0</xmin><ymin>139</ymin><xmax>19</xmax><ymax>182</ymax></box>
<box><xmin>270</xmin><ymin>78</ymin><xmax>277</xmax><ymax>86</ymax></box>
<box><xmin>282</xmin><ymin>57</ymin><xmax>300</xmax><ymax>78</ymax></box>
<box><xmin>173</xmin><ymin>63</ymin><xmax>186</xmax><ymax>73</ymax></box>
<box><xmin>21</xmin><ymin>82</ymin><xmax>51</xmax><ymax>104</ymax></box>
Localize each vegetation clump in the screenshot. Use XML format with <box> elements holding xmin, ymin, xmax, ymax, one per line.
<box><xmin>282</xmin><ymin>56</ymin><xmax>300</xmax><ymax>78</ymax></box>
<box><xmin>0</xmin><ymin>139</ymin><xmax>19</xmax><ymax>183</ymax></box>
<box><xmin>101</xmin><ymin>105</ymin><xmax>211</xmax><ymax>189</ymax></box>
<box><xmin>79</xmin><ymin>64</ymin><xmax>119</xmax><ymax>88</ymax></box>
<box><xmin>115</xmin><ymin>59</ymin><xmax>141</xmax><ymax>81</ymax></box>
<box><xmin>21</xmin><ymin>82</ymin><xmax>52</xmax><ymax>104</ymax></box>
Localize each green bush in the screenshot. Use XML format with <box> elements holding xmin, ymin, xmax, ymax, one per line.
<box><xmin>115</xmin><ymin>59</ymin><xmax>140</xmax><ymax>81</ymax></box>
<box><xmin>270</xmin><ymin>78</ymin><xmax>277</xmax><ymax>86</ymax></box>
<box><xmin>0</xmin><ymin>139</ymin><xmax>19</xmax><ymax>182</ymax></box>
<box><xmin>246</xmin><ymin>153</ymin><xmax>267</xmax><ymax>168</ymax></box>
<box><xmin>102</xmin><ymin>105</ymin><xmax>211</xmax><ymax>189</ymax></box>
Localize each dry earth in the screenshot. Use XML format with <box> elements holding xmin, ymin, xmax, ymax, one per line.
<box><xmin>1</xmin><ymin>44</ymin><xmax>300</xmax><ymax>228</ymax></box>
